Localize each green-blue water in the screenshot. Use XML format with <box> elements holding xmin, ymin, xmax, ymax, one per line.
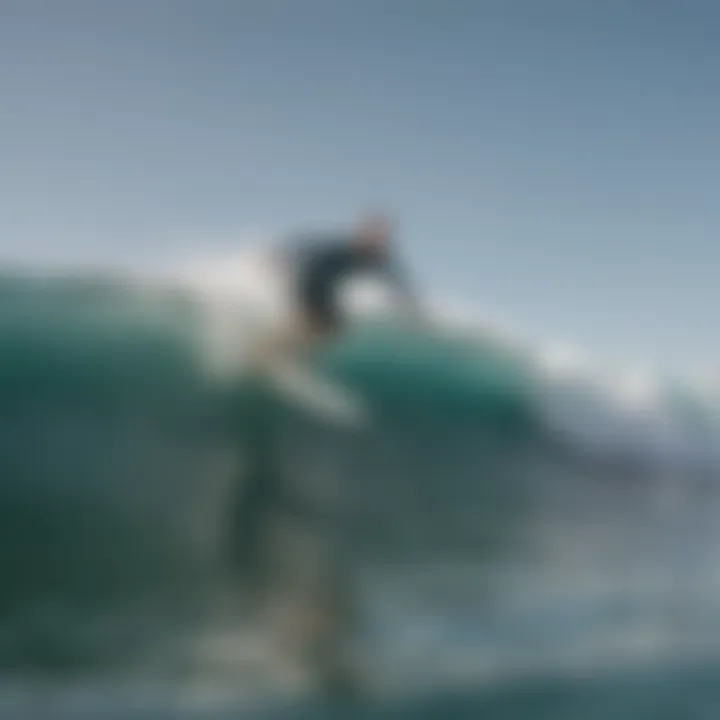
<box><xmin>0</xmin><ymin>271</ymin><xmax>719</xmax><ymax>717</ymax></box>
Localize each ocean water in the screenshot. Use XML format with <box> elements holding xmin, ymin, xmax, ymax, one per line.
<box><xmin>1</xmin><ymin>266</ymin><xmax>720</xmax><ymax>718</ymax></box>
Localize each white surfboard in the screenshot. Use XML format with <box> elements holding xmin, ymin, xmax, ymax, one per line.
<box><xmin>264</xmin><ymin>360</ymin><xmax>366</xmax><ymax>428</ymax></box>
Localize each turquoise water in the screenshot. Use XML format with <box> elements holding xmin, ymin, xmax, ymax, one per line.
<box><xmin>0</xmin><ymin>270</ymin><xmax>719</xmax><ymax>717</ymax></box>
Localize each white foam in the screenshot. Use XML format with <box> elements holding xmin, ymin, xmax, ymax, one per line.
<box><xmin>165</xmin><ymin>244</ymin><xmax>720</xmax><ymax>467</ymax></box>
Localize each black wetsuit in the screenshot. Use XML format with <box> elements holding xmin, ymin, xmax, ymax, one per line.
<box><xmin>285</xmin><ymin>235</ymin><xmax>413</xmax><ymax>331</ymax></box>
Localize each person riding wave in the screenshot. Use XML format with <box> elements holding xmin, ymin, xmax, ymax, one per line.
<box><xmin>254</xmin><ymin>212</ymin><xmax>422</xmax><ymax>365</ymax></box>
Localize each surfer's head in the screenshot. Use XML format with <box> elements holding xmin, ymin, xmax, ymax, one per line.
<box><xmin>355</xmin><ymin>211</ymin><xmax>393</xmax><ymax>255</ymax></box>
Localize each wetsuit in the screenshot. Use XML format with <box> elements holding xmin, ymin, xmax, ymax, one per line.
<box><xmin>284</xmin><ymin>235</ymin><xmax>414</xmax><ymax>332</ymax></box>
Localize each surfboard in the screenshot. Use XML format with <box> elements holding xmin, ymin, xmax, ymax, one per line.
<box><xmin>263</xmin><ymin>359</ymin><xmax>366</xmax><ymax>428</ymax></box>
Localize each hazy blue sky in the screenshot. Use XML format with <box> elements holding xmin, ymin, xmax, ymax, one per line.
<box><xmin>1</xmin><ymin>0</ymin><xmax>719</xmax><ymax>374</ymax></box>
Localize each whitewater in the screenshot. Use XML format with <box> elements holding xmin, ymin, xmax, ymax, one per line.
<box><xmin>1</xmin><ymin>248</ymin><xmax>720</xmax><ymax>718</ymax></box>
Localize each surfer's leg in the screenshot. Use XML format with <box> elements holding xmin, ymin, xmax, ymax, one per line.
<box><xmin>247</xmin><ymin>282</ymin><xmax>339</xmax><ymax>371</ymax></box>
<box><xmin>268</xmin><ymin>285</ymin><xmax>339</xmax><ymax>360</ymax></box>
<box><xmin>301</xmin><ymin>284</ymin><xmax>341</xmax><ymax>347</ymax></box>
<box><xmin>246</xmin><ymin>314</ymin><xmax>329</xmax><ymax>372</ymax></box>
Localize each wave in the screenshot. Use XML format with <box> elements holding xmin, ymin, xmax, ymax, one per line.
<box><xmin>0</xmin><ymin>255</ymin><xmax>718</xmax><ymax>704</ymax></box>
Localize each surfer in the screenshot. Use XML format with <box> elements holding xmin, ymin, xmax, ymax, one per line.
<box><xmin>252</xmin><ymin>212</ymin><xmax>422</xmax><ymax>365</ymax></box>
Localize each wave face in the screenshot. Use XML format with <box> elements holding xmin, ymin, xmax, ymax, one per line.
<box><xmin>0</xmin><ymin>265</ymin><xmax>720</xmax><ymax>715</ymax></box>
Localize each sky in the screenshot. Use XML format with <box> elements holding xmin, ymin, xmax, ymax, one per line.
<box><xmin>1</xmin><ymin>0</ymin><xmax>719</xmax><ymax>376</ymax></box>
